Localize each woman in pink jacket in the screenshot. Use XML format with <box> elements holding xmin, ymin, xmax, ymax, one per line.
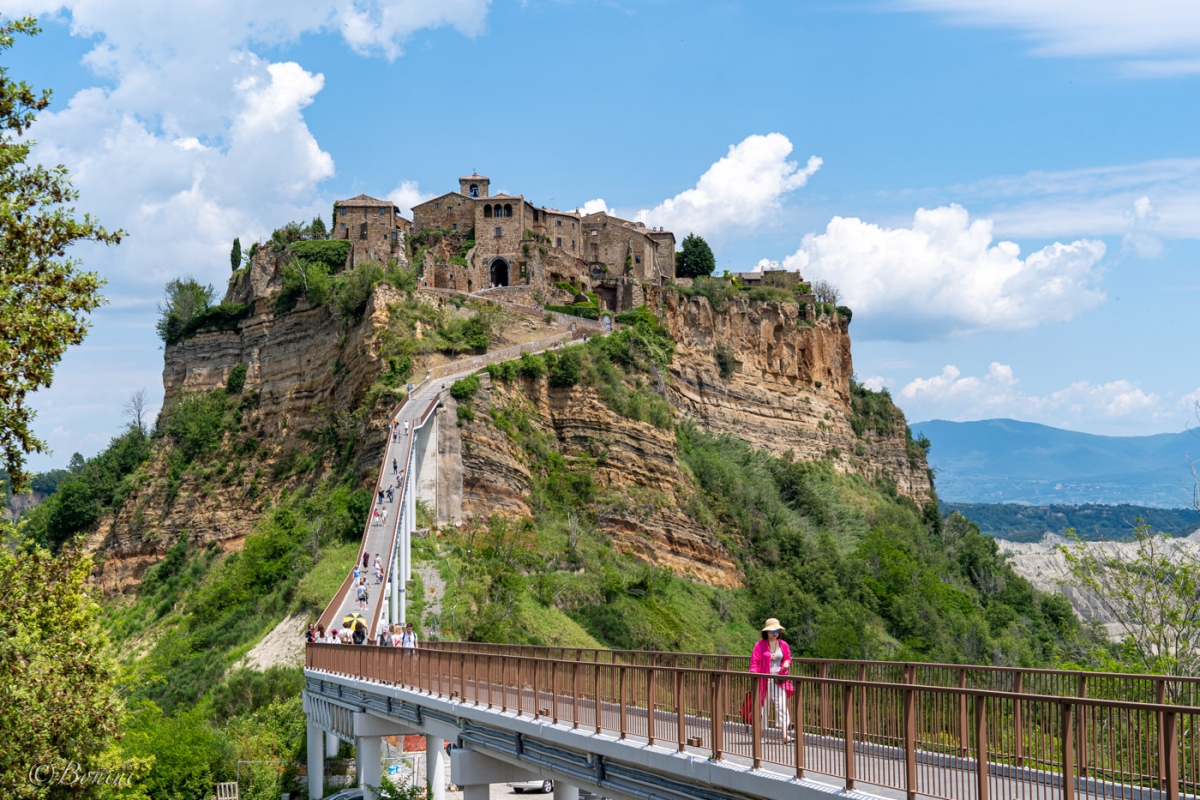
<box><xmin>750</xmin><ymin>617</ymin><xmax>794</xmax><ymax>742</ymax></box>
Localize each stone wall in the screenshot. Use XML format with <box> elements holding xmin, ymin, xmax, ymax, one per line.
<box><xmin>334</xmin><ymin>203</ymin><xmax>405</xmax><ymax>266</ymax></box>
<box><xmin>411</xmin><ymin>192</ymin><xmax>475</xmax><ymax>235</ymax></box>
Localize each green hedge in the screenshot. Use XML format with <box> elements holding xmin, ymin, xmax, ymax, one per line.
<box><xmin>545</xmin><ymin>303</ymin><xmax>600</xmax><ymax>320</ymax></box>
<box><xmin>288</xmin><ymin>240</ymin><xmax>351</xmax><ymax>272</ymax></box>
<box><xmin>179</xmin><ymin>302</ymin><xmax>252</xmax><ymax>341</ymax></box>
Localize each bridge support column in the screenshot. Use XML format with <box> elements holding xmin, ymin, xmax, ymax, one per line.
<box><xmin>356</xmin><ymin>735</ymin><xmax>382</xmax><ymax>800</ymax></box>
<box><xmin>553</xmin><ymin>782</ymin><xmax>579</xmax><ymax>800</ymax></box>
<box><xmin>325</xmin><ymin>731</ymin><xmax>339</xmax><ymax>758</ymax></box>
<box><xmin>426</xmin><ymin>736</ymin><xmax>445</xmax><ymax>800</ymax></box>
<box><xmin>306</xmin><ymin>720</ymin><xmax>324</xmax><ymax>800</ymax></box>
<box><xmin>462</xmin><ymin>786</ymin><xmax>489</xmax><ymax>800</ymax></box>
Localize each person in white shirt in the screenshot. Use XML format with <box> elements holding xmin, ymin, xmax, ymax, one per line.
<box><xmin>399</xmin><ymin>622</ymin><xmax>418</xmax><ymax>649</ymax></box>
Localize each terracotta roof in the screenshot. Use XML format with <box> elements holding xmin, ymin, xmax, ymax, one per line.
<box><xmin>337</xmin><ymin>194</ymin><xmax>394</xmax><ymax>208</ymax></box>
<box><xmin>459</xmin><ymin>173</ymin><xmax>488</xmax><ymax>181</ymax></box>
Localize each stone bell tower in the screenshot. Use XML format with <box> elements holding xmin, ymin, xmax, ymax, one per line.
<box><xmin>459</xmin><ymin>173</ymin><xmax>489</xmax><ymax>199</ymax></box>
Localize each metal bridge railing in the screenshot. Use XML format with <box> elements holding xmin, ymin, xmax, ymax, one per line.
<box><xmin>306</xmin><ymin>643</ymin><xmax>1200</xmax><ymax>800</ymax></box>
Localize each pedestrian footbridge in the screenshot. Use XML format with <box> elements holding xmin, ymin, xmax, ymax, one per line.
<box><xmin>304</xmin><ymin>642</ymin><xmax>1200</xmax><ymax>800</ymax></box>
<box><xmin>304</xmin><ymin>296</ymin><xmax>1199</xmax><ymax>800</ymax></box>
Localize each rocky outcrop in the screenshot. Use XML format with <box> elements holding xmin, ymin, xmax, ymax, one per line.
<box><xmin>459</xmin><ymin>376</ymin><xmax>742</xmax><ymax>587</ymax></box>
<box><xmin>656</xmin><ymin>290</ymin><xmax>932</xmax><ymax>504</ymax></box>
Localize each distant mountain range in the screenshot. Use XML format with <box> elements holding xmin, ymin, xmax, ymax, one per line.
<box><xmin>911</xmin><ymin>418</ymin><xmax>1199</xmax><ymax>508</ymax></box>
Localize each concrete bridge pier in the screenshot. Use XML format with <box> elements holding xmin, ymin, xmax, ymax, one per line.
<box><xmin>306</xmin><ymin>720</ymin><xmax>324</xmax><ymax>800</ymax></box>
<box><xmin>325</xmin><ymin>731</ymin><xmax>339</xmax><ymax>758</ymax></box>
<box><xmin>451</xmin><ymin>749</ymin><xmax>542</xmax><ymax>800</ymax></box>
<box><xmin>426</xmin><ymin>735</ymin><xmax>445</xmax><ymax>800</ymax></box>
<box><xmin>553</xmin><ymin>782</ymin><xmax>580</xmax><ymax>800</ymax></box>
<box><xmin>355</xmin><ymin>735</ymin><xmax>381</xmax><ymax>799</ymax></box>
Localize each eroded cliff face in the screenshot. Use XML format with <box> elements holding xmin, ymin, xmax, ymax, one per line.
<box><xmin>457</xmin><ymin>376</ymin><xmax>742</xmax><ymax>587</ymax></box>
<box><xmin>88</xmin><ymin>281</ymin><xmax>405</xmax><ymax>596</ymax></box>
<box><xmin>656</xmin><ymin>290</ymin><xmax>932</xmax><ymax>504</ymax></box>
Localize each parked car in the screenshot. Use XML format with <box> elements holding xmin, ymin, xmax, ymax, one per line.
<box><xmin>324</xmin><ymin>790</ymin><xmax>364</xmax><ymax>800</ymax></box>
<box><xmin>508</xmin><ymin>778</ymin><xmax>554</xmax><ymax>794</ymax></box>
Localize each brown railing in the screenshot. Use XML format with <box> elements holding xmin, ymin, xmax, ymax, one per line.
<box><xmin>307</xmin><ymin>643</ymin><xmax>1200</xmax><ymax>800</ymax></box>
<box><xmin>418</xmin><ymin>641</ymin><xmax>1200</xmax><ymax>706</ymax></box>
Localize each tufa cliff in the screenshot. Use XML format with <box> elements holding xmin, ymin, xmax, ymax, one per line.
<box><xmin>85</xmin><ymin>248</ymin><xmax>930</xmax><ymax>595</ymax></box>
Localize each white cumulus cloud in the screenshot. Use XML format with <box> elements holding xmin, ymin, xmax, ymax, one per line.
<box><xmin>635</xmin><ymin>133</ymin><xmax>821</xmax><ymax>238</ymax></box>
<box><xmin>783</xmin><ymin>204</ymin><xmax>1106</xmax><ymax>339</ymax></box>
<box><xmin>10</xmin><ymin>0</ymin><xmax>490</xmax><ymax>467</ymax></box>
<box><xmin>388</xmin><ymin>181</ymin><xmax>433</xmax><ymax>220</ymax></box>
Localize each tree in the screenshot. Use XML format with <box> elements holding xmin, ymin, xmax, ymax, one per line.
<box><xmin>309</xmin><ymin>214</ymin><xmax>327</xmax><ymax>238</ymax></box>
<box><xmin>0</xmin><ymin>539</ymin><xmax>126</xmax><ymax>797</ymax></box>
<box><xmin>0</xmin><ymin>18</ymin><xmax>123</xmax><ymax>492</ymax></box>
<box><xmin>124</xmin><ymin>388</ymin><xmax>149</xmax><ymax>436</ymax></box>
<box><xmin>674</xmin><ymin>233</ymin><xmax>716</xmax><ymax>279</ymax></box>
<box><xmin>1062</xmin><ymin>525</ymin><xmax>1200</xmax><ymax>678</ymax></box>
<box><xmin>230</xmin><ymin>237</ymin><xmax>242</xmax><ymax>272</ymax></box>
<box><xmin>155</xmin><ymin>277</ymin><xmax>216</xmax><ymax>344</ymax></box>
<box><xmin>812</xmin><ymin>279</ymin><xmax>840</xmax><ymax>305</ymax></box>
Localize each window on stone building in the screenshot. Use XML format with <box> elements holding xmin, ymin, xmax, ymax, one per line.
<box><xmin>470</xmin><ymin>185</ymin><xmax>479</xmax><ymax>197</ymax></box>
<box><xmin>484</xmin><ymin>205</ymin><xmax>493</xmax><ymax>218</ymax></box>
<box><xmin>532</xmin><ymin>209</ymin><xmax>539</xmax><ymax>222</ymax></box>
<box><xmin>452</xmin><ymin>223</ymin><xmax>458</xmax><ymax>230</ymax></box>
<box><xmin>556</xmin><ymin>220</ymin><xmax>562</xmax><ymax>227</ymax></box>
<box><xmin>339</xmin><ymin>207</ymin><xmax>346</xmax><ymax>216</ymax></box>
<box><xmin>635</xmin><ymin>256</ymin><xmax>641</xmax><ymax>263</ymax></box>
<box><xmin>359</xmin><ymin>223</ymin><xmax>368</xmax><ymax>240</ymax></box>
<box><xmin>494</xmin><ymin>226</ymin><xmax>503</xmax><ymax>237</ymax></box>
<box><xmin>556</xmin><ymin>237</ymin><xmax>562</xmax><ymax>248</ymax></box>
<box><xmin>572</xmin><ymin>240</ymin><xmax>575</xmax><ymax>248</ymax></box>
<box><xmin>340</xmin><ymin>223</ymin><xmax>347</xmax><ymax>231</ymax></box>
<box><xmin>503</xmin><ymin>204</ymin><xmax>512</xmax><ymax>217</ymax></box>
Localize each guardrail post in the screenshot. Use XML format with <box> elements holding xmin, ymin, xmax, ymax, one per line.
<box><xmin>709</xmin><ymin>672</ymin><xmax>723</xmax><ymax>759</ymax></box>
<box><xmin>752</xmin><ymin>674</ymin><xmax>762</xmax><ymax>769</ymax></box>
<box><xmin>903</xmin><ymin>669</ymin><xmax>916</xmax><ymax>800</ymax></box>
<box><xmin>975</xmin><ymin>695</ymin><xmax>989</xmax><ymax>800</ymax></box>
<box><xmin>795</xmin><ymin>678</ymin><xmax>805</xmax><ymax>779</ymax></box>
<box><xmin>647</xmin><ymin>668</ymin><xmax>656</xmax><ymax>746</ymax></box>
<box><xmin>552</xmin><ymin>660</ymin><xmax>559</xmax><ymax>725</ymax></box>
<box><xmin>676</xmin><ymin>669</ymin><xmax>686</xmax><ymax>752</ymax></box>
<box><xmin>594</xmin><ymin>664</ymin><xmax>602</xmax><ymax>734</ymax></box>
<box><xmin>843</xmin><ymin>683</ymin><xmax>856</xmax><ymax>790</ymax></box>
<box><xmin>1164</xmin><ymin>710</ymin><xmax>1180</xmax><ymax>800</ymax></box>
<box><xmin>1061</xmin><ymin>701</ymin><xmax>1075</xmax><ymax>800</ymax></box>
<box><xmin>620</xmin><ymin>667</ymin><xmax>627</xmax><ymax>740</ymax></box>
<box><xmin>573</xmin><ymin>662</ymin><xmax>581</xmax><ymax>730</ymax></box>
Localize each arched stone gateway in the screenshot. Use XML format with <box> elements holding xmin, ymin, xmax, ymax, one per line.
<box><xmin>489</xmin><ymin>258</ymin><xmax>510</xmax><ymax>287</ymax></box>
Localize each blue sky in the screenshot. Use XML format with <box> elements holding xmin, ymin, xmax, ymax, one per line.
<box><xmin>5</xmin><ymin>0</ymin><xmax>1200</xmax><ymax>469</ymax></box>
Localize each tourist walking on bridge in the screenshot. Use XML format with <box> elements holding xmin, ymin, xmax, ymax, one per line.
<box><xmin>751</xmin><ymin>618</ymin><xmax>794</xmax><ymax>742</ymax></box>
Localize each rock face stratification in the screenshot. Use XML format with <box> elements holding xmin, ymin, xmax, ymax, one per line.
<box><xmin>658</xmin><ymin>291</ymin><xmax>932</xmax><ymax>504</ymax></box>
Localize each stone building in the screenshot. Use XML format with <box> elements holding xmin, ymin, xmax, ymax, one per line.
<box><xmin>333</xmin><ymin>194</ymin><xmax>410</xmax><ymax>267</ymax></box>
<box><xmin>410</xmin><ymin>173</ymin><xmax>676</xmax><ymax>311</ymax></box>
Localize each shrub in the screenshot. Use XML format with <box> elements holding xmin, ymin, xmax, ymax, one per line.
<box><xmin>837</xmin><ymin>305</ymin><xmax>853</xmax><ymax>322</ymax></box>
<box><xmin>486</xmin><ymin>360</ymin><xmax>518</xmax><ymax>382</ymax></box>
<box><xmin>450</xmin><ymin>373</ymin><xmax>481</xmax><ymax>401</ymax></box>
<box><xmin>289</xmin><ymin>239</ymin><xmax>351</xmax><ymax>271</ymax></box>
<box><xmin>156</xmin><ymin>277</ymin><xmax>217</xmax><ymax>344</ymax></box>
<box><xmin>516</xmin><ymin>351</ymin><xmax>546</xmax><ymax>378</ymax></box>
<box><xmin>547</xmin><ymin>347</ymin><xmax>582</xmax><ymax>388</ymax></box>
<box><xmin>226</xmin><ymin>364</ymin><xmax>247</xmax><ymax>394</ymax></box>
<box><xmin>181</xmin><ymin>302</ymin><xmax>251</xmax><ymax>340</ymax></box>
<box><xmin>162</xmin><ymin>391</ymin><xmax>227</xmax><ymax>463</ymax></box>
<box><xmin>714</xmin><ymin>341</ymin><xmax>736</xmax><ymax>379</ymax></box>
